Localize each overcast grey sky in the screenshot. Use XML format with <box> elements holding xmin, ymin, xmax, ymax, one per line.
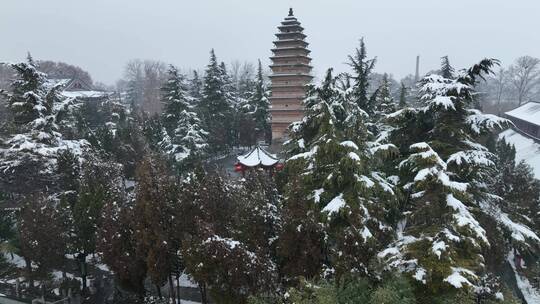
<box><xmin>1</xmin><ymin>0</ymin><xmax>539</xmax><ymax>85</ymax></box>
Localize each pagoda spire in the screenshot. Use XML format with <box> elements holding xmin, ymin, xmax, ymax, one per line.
<box><xmin>268</xmin><ymin>9</ymin><xmax>313</xmax><ymax>141</ymax></box>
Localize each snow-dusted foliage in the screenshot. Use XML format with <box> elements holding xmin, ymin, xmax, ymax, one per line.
<box><xmin>199</xmin><ymin>49</ymin><xmax>235</xmax><ymax>153</ymax></box>
<box><xmin>380</xmin><ymin>59</ymin><xmax>538</xmax><ymax>296</ymax></box>
<box><xmin>159</xmin><ymin>65</ymin><xmax>207</xmax><ymax>172</ymax></box>
<box><xmin>250</xmin><ymin>60</ymin><xmax>271</xmax><ymax>143</ymax></box>
<box><xmin>282</xmin><ymin>69</ymin><xmax>398</xmax><ymax>277</ymax></box>
<box><xmin>180</xmin><ymin>170</ymin><xmax>279</xmax><ymax>302</ymax></box>
<box><xmin>0</xmin><ymin>59</ymin><xmax>88</xmax><ymax>197</ymax></box>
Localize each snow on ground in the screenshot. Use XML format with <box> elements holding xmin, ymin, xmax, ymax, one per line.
<box><xmin>179</xmin><ymin>273</ymin><xmax>198</xmax><ymax>288</ymax></box>
<box><xmin>500</xmin><ymin>129</ymin><xmax>540</xmax><ymax>178</ymax></box>
<box><xmin>2</xmin><ymin>253</ymin><xmax>25</xmax><ymax>268</ymax></box>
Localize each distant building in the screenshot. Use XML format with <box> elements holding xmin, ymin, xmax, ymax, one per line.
<box><xmin>505</xmin><ymin>101</ymin><xmax>540</xmax><ymax>140</ymax></box>
<box><xmin>49</xmin><ymin>77</ymin><xmax>111</xmax><ymax>102</ymax></box>
<box><xmin>269</xmin><ymin>8</ymin><xmax>313</xmax><ymax>141</ymax></box>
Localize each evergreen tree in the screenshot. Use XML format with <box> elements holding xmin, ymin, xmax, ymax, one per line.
<box><xmin>347</xmin><ymin>38</ymin><xmax>377</xmax><ymax>114</ymax></box>
<box><xmin>69</xmin><ymin>155</ymin><xmax>124</xmax><ymax>292</ymax></box>
<box><xmin>282</xmin><ymin>69</ymin><xmax>398</xmax><ymax>279</ymax></box>
<box><xmin>142</xmin><ymin>113</ymin><xmax>164</xmax><ymax>151</ymax></box>
<box><xmin>373</xmin><ymin>73</ymin><xmax>397</xmax><ymax>130</ymax></box>
<box><xmin>440</xmin><ymin>56</ymin><xmax>455</xmax><ymax>79</ymax></box>
<box><xmin>199</xmin><ymin>49</ymin><xmax>234</xmax><ymax>153</ymax></box>
<box><xmin>493</xmin><ymin>137</ymin><xmax>540</xmax><ymax>239</ymax></box>
<box><xmin>189</xmin><ymin>70</ymin><xmax>203</xmax><ymax>103</ymax></box>
<box><xmin>126</xmin><ymin>78</ymin><xmax>144</xmax><ymax>111</ymax></box>
<box><xmin>134</xmin><ymin>156</ymin><xmax>178</xmax><ymax>300</ymax></box>
<box><xmin>160</xmin><ymin>65</ymin><xmax>191</xmax><ymax>133</ymax></box>
<box><xmin>180</xmin><ymin>169</ymin><xmax>277</xmax><ymax>303</ymax></box>
<box><xmin>98</xmin><ymin>183</ymin><xmax>148</xmax><ymax>297</ymax></box>
<box><xmin>0</xmin><ymin>58</ymin><xmax>87</xmax><ymax>200</ymax></box>
<box><xmin>18</xmin><ymin>195</ymin><xmax>67</xmax><ymax>289</ymax></box>
<box><xmin>276</xmin><ymin>176</ymin><xmax>325</xmax><ymax>281</ymax></box>
<box><xmin>159</xmin><ymin>65</ymin><xmax>208</xmax><ymax>173</ymax></box>
<box><xmin>398</xmin><ymin>82</ymin><xmax>408</xmax><ymax>108</ymax></box>
<box><xmin>381</xmin><ymin>59</ymin><xmax>537</xmax><ymax>299</ymax></box>
<box><xmin>251</xmin><ymin>60</ymin><xmax>271</xmax><ymax>143</ymax></box>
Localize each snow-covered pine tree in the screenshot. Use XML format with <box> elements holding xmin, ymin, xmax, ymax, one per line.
<box><xmin>0</xmin><ymin>58</ymin><xmax>87</xmax><ymax>199</ymax></box>
<box><xmin>161</xmin><ymin>65</ymin><xmax>190</xmax><ymax>133</ymax></box>
<box><xmin>372</xmin><ymin>73</ymin><xmax>397</xmax><ymax>138</ymax></box>
<box><xmin>399</xmin><ymin>82</ymin><xmax>408</xmax><ymax>108</ymax></box>
<box><xmin>380</xmin><ymin>59</ymin><xmax>538</xmax><ymax>300</ymax></box>
<box><xmin>126</xmin><ymin>77</ymin><xmax>144</xmax><ymax>112</ymax></box>
<box><xmin>440</xmin><ymin>56</ymin><xmax>455</xmax><ymax>79</ymax></box>
<box><xmin>347</xmin><ymin>38</ymin><xmax>377</xmax><ymax>114</ymax></box>
<box><xmin>283</xmin><ymin>69</ymin><xmax>398</xmax><ymax>279</ymax></box>
<box><xmin>189</xmin><ymin>70</ymin><xmax>203</xmax><ymax>103</ymax></box>
<box><xmin>227</xmin><ymin>61</ymin><xmax>256</xmax><ymax>147</ymax></box>
<box><xmin>199</xmin><ymin>50</ymin><xmax>234</xmax><ymax>153</ymax></box>
<box><xmin>375</xmin><ymin>74</ymin><xmax>395</xmax><ymax>115</ymax></box>
<box><xmin>251</xmin><ymin>59</ymin><xmax>271</xmax><ymax>143</ymax></box>
<box><xmin>159</xmin><ymin>65</ymin><xmax>208</xmax><ymax>174</ymax></box>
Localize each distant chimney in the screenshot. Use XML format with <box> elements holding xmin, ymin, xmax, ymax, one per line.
<box><xmin>415</xmin><ymin>55</ymin><xmax>420</xmax><ymax>83</ymax></box>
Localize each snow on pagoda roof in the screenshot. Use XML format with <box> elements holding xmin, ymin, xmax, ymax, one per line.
<box><xmin>505</xmin><ymin>101</ymin><xmax>540</xmax><ymax>126</ymax></box>
<box><xmin>237</xmin><ymin>146</ymin><xmax>279</xmax><ymax>167</ymax></box>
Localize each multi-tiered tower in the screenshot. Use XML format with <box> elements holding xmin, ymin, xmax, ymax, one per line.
<box><xmin>269</xmin><ymin>8</ymin><xmax>313</xmax><ymax>141</ymax></box>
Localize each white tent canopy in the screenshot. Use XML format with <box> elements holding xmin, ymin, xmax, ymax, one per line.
<box><xmin>237</xmin><ymin>146</ymin><xmax>279</xmax><ymax>167</ymax></box>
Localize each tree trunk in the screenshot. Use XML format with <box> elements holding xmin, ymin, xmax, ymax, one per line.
<box><xmin>199</xmin><ymin>283</ymin><xmax>208</xmax><ymax>304</ymax></box>
<box><xmin>24</xmin><ymin>257</ymin><xmax>34</xmax><ymax>289</ymax></box>
<box><xmin>168</xmin><ymin>274</ymin><xmax>175</xmax><ymax>304</ymax></box>
<box><xmin>156</xmin><ymin>284</ymin><xmax>162</xmax><ymax>299</ymax></box>
<box><xmin>176</xmin><ymin>274</ymin><xmax>181</xmax><ymax>304</ymax></box>
<box><xmin>79</xmin><ymin>254</ymin><xmax>87</xmax><ymax>294</ymax></box>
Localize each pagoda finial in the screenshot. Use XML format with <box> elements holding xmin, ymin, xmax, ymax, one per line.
<box><xmin>288</xmin><ymin>7</ymin><xmax>294</xmax><ymax>16</ymax></box>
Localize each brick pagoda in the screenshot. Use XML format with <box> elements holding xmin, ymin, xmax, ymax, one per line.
<box><xmin>269</xmin><ymin>8</ymin><xmax>313</xmax><ymax>141</ymax></box>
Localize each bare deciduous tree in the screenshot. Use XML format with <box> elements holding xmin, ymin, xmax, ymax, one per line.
<box><xmin>489</xmin><ymin>68</ymin><xmax>510</xmax><ymax>115</ymax></box>
<box><xmin>37</xmin><ymin>60</ymin><xmax>93</xmax><ymax>85</ymax></box>
<box><xmin>508</xmin><ymin>56</ymin><xmax>540</xmax><ymax>105</ymax></box>
<box><xmin>123</xmin><ymin>59</ymin><xmax>167</xmax><ymax>114</ymax></box>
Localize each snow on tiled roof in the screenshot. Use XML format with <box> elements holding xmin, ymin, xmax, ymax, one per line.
<box><xmin>505</xmin><ymin>102</ymin><xmax>540</xmax><ymax>126</ymax></box>
<box><xmin>46</xmin><ymin>78</ymin><xmax>71</xmax><ymax>88</ymax></box>
<box><xmin>61</xmin><ymin>90</ymin><xmax>110</xmax><ymax>99</ymax></box>
<box><xmin>237</xmin><ymin>146</ymin><xmax>279</xmax><ymax>167</ymax></box>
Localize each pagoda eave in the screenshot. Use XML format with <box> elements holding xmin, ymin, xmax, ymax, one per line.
<box><xmin>270</xmin><ymin>63</ymin><xmax>313</xmax><ymax>68</ymax></box>
<box><xmin>275</xmin><ymin>33</ymin><xmax>306</xmax><ymax>38</ymax></box>
<box><xmin>269</xmin><ymin>96</ymin><xmax>305</xmax><ymax>100</ymax></box>
<box><xmin>273</xmin><ymin>41</ymin><xmax>309</xmax><ymax>47</ymax></box>
<box><xmin>268</xmin><ymin>73</ymin><xmax>313</xmax><ymax>79</ymax></box>
<box><xmin>278</xmin><ymin>25</ymin><xmax>305</xmax><ymax>31</ymax></box>
<box><xmin>271</xmin><ymin>47</ymin><xmax>311</xmax><ymax>52</ymax></box>
<box><xmin>270</xmin><ymin>55</ymin><xmax>312</xmax><ymax>60</ymax></box>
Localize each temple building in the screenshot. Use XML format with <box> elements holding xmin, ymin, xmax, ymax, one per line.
<box><xmin>505</xmin><ymin>101</ymin><xmax>540</xmax><ymax>140</ymax></box>
<box><xmin>269</xmin><ymin>8</ymin><xmax>313</xmax><ymax>141</ymax></box>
